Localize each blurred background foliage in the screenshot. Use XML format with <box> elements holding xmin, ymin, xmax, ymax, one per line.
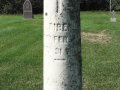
<box><xmin>0</xmin><ymin>0</ymin><xmax>120</xmax><ymax>14</ymax></box>
<box><xmin>0</xmin><ymin>0</ymin><xmax>43</xmax><ymax>14</ymax></box>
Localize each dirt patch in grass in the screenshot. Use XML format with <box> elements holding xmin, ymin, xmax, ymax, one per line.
<box><xmin>81</xmin><ymin>30</ymin><xmax>112</xmax><ymax>44</ymax></box>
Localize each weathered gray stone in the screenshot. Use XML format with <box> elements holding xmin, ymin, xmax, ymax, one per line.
<box><xmin>44</xmin><ymin>0</ymin><xmax>82</xmax><ymax>90</ymax></box>
<box><xmin>23</xmin><ymin>0</ymin><xmax>33</xmax><ymax>19</ymax></box>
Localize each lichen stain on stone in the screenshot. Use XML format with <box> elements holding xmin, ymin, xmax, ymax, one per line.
<box><xmin>66</xmin><ymin>0</ymin><xmax>80</xmax><ymax>21</ymax></box>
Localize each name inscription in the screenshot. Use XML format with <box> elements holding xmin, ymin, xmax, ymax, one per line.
<box><xmin>49</xmin><ymin>23</ymin><xmax>69</xmax><ymax>32</ymax></box>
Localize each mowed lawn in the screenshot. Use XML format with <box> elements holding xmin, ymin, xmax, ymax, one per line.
<box><xmin>0</xmin><ymin>12</ymin><xmax>120</xmax><ymax>90</ymax></box>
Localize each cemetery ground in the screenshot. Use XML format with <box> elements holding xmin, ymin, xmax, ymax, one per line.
<box><xmin>0</xmin><ymin>12</ymin><xmax>120</xmax><ymax>90</ymax></box>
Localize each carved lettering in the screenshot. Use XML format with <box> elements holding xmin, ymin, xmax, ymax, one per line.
<box><xmin>54</xmin><ymin>59</ymin><xmax>66</xmax><ymax>61</ymax></box>
<box><xmin>54</xmin><ymin>36</ymin><xmax>68</xmax><ymax>43</ymax></box>
<box><xmin>49</xmin><ymin>23</ymin><xmax>69</xmax><ymax>32</ymax></box>
<box><xmin>55</xmin><ymin>48</ymin><xmax>62</xmax><ymax>55</ymax></box>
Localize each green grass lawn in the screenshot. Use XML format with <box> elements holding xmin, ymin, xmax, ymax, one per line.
<box><xmin>0</xmin><ymin>12</ymin><xmax>120</xmax><ymax>90</ymax></box>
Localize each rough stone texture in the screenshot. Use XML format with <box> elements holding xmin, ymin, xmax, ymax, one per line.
<box><xmin>23</xmin><ymin>0</ymin><xmax>33</xmax><ymax>19</ymax></box>
<box><xmin>44</xmin><ymin>0</ymin><xmax>82</xmax><ymax>90</ymax></box>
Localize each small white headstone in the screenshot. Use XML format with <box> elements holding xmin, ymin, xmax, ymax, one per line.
<box><xmin>110</xmin><ymin>10</ymin><xmax>116</xmax><ymax>22</ymax></box>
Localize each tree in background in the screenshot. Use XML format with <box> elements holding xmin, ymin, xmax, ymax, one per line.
<box><xmin>0</xmin><ymin>0</ymin><xmax>120</xmax><ymax>14</ymax></box>
<box><xmin>106</xmin><ymin>0</ymin><xmax>120</xmax><ymax>11</ymax></box>
<box><xmin>80</xmin><ymin>0</ymin><xmax>108</xmax><ymax>11</ymax></box>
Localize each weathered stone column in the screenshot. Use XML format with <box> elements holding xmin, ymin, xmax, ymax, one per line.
<box><xmin>44</xmin><ymin>0</ymin><xmax>82</xmax><ymax>90</ymax></box>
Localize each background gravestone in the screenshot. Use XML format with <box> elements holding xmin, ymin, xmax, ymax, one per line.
<box><xmin>23</xmin><ymin>0</ymin><xmax>33</xmax><ymax>19</ymax></box>
<box><xmin>110</xmin><ymin>10</ymin><xmax>116</xmax><ymax>22</ymax></box>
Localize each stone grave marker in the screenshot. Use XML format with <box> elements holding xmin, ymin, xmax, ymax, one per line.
<box><xmin>23</xmin><ymin>0</ymin><xmax>33</xmax><ymax>19</ymax></box>
<box><xmin>110</xmin><ymin>10</ymin><xmax>116</xmax><ymax>22</ymax></box>
<box><xmin>44</xmin><ymin>0</ymin><xmax>82</xmax><ymax>90</ymax></box>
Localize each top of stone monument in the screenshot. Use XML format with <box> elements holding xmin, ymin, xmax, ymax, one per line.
<box><xmin>23</xmin><ymin>0</ymin><xmax>32</xmax><ymax>11</ymax></box>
